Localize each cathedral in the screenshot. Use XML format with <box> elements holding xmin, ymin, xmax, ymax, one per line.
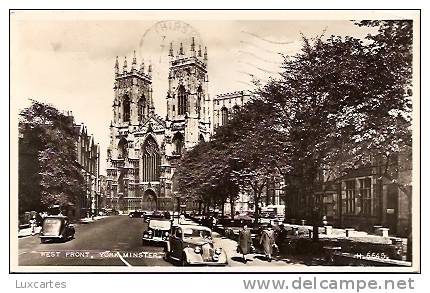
<box><xmin>106</xmin><ymin>38</ymin><xmax>213</xmax><ymax>212</ymax></box>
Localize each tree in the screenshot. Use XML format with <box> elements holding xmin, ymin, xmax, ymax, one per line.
<box><xmin>257</xmin><ymin>20</ymin><xmax>413</xmax><ymax>220</ymax></box>
<box><xmin>19</xmin><ymin>100</ymin><xmax>85</xmax><ymax>214</ymax></box>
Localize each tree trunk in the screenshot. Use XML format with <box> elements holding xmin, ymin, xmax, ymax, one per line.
<box><xmin>230</xmin><ymin>195</ymin><xmax>235</xmax><ymax>219</ymax></box>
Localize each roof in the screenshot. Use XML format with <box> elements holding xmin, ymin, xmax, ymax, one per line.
<box><xmin>44</xmin><ymin>215</ymin><xmax>68</xmax><ymax>219</ymax></box>
<box><xmin>174</xmin><ymin>224</ymin><xmax>211</xmax><ymax>231</ymax></box>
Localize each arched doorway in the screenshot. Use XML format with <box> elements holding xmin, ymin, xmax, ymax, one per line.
<box><xmin>143</xmin><ymin>189</ymin><xmax>157</xmax><ymax>211</ymax></box>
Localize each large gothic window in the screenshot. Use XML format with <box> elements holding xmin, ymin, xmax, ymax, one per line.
<box><xmin>172</xmin><ymin>132</ymin><xmax>184</xmax><ymax>155</ymax></box>
<box><xmin>142</xmin><ymin>136</ymin><xmax>161</xmax><ymax>182</ymax></box>
<box><xmin>123</xmin><ymin>95</ymin><xmax>131</xmax><ymax>122</ymax></box>
<box><xmin>138</xmin><ymin>95</ymin><xmax>146</xmax><ymax>122</ymax></box>
<box><xmin>178</xmin><ymin>85</ymin><xmax>188</xmax><ymax>115</ymax></box>
<box><xmin>197</xmin><ymin>85</ymin><xmax>203</xmax><ymax>118</ymax></box>
<box><xmin>221</xmin><ymin>107</ymin><xmax>229</xmax><ymax>125</ymax></box>
<box><xmin>118</xmin><ymin>137</ymin><xmax>128</xmax><ymax>159</ymax></box>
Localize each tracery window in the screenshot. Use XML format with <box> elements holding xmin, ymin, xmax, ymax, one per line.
<box><xmin>178</xmin><ymin>85</ymin><xmax>188</xmax><ymax>115</ymax></box>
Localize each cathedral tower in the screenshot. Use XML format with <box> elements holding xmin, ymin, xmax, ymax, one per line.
<box><xmin>112</xmin><ymin>51</ymin><xmax>154</xmax><ymax>129</ymax></box>
<box><xmin>166</xmin><ymin>38</ymin><xmax>211</xmax><ymax>155</ymax></box>
<box><xmin>107</xmin><ymin>52</ymin><xmax>156</xmax><ymax>210</ymax></box>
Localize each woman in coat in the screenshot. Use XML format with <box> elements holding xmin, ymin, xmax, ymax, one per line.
<box><xmin>238</xmin><ymin>224</ymin><xmax>253</xmax><ymax>262</ymax></box>
<box><xmin>260</xmin><ymin>224</ymin><xmax>276</xmax><ymax>262</ymax></box>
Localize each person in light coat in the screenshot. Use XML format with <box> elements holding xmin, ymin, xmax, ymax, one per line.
<box><xmin>260</xmin><ymin>224</ymin><xmax>276</xmax><ymax>262</ymax></box>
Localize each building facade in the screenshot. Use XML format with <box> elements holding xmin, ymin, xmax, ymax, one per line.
<box><xmin>106</xmin><ymin>39</ymin><xmax>212</xmax><ymax>213</ymax></box>
<box><xmin>75</xmin><ymin>123</ymin><xmax>101</xmax><ymax>218</ymax></box>
<box><xmin>285</xmin><ymin>151</ymin><xmax>412</xmax><ymax>237</ymax></box>
<box><xmin>213</xmin><ymin>91</ymin><xmax>251</xmax><ymax>129</ymax></box>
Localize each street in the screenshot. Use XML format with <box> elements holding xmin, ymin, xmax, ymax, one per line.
<box><xmin>19</xmin><ymin>216</ymin><xmax>171</xmax><ymax>267</ymax></box>
<box><xmin>18</xmin><ymin>215</ymin><xmax>309</xmax><ymax>268</ymax></box>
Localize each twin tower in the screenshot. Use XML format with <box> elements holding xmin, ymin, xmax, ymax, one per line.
<box><xmin>110</xmin><ymin>37</ymin><xmax>211</xmax><ymax>147</ymax></box>
<box><xmin>106</xmin><ymin>37</ymin><xmax>211</xmax><ymax>211</ymax></box>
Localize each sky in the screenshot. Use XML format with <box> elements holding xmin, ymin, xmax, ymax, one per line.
<box><xmin>10</xmin><ymin>11</ymin><xmax>384</xmax><ymax>174</ymax></box>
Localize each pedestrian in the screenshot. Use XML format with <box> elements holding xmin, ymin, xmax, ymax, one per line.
<box><xmin>29</xmin><ymin>216</ymin><xmax>37</xmax><ymax>236</ymax></box>
<box><xmin>237</xmin><ymin>224</ymin><xmax>253</xmax><ymax>263</ymax></box>
<box><xmin>179</xmin><ymin>213</ymin><xmax>185</xmax><ymax>224</ymax></box>
<box><xmin>212</xmin><ymin>216</ymin><xmax>217</xmax><ymax>229</ymax></box>
<box><xmin>276</xmin><ymin>224</ymin><xmax>288</xmax><ymax>251</ymax></box>
<box><xmin>260</xmin><ymin>224</ymin><xmax>276</xmax><ymax>262</ymax></box>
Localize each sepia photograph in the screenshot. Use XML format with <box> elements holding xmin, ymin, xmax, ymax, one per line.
<box><xmin>9</xmin><ymin>9</ymin><xmax>420</xmax><ymax>273</ymax></box>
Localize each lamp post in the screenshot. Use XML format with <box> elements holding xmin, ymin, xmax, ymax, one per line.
<box><xmin>173</xmin><ymin>192</ymin><xmax>180</xmax><ymax>222</ymax></box>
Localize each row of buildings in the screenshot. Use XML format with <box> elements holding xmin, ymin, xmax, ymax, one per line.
<box><xmin>104</xmin><ymin>38</ymin><xmax>412</xmax><ymax>237</ymax></box>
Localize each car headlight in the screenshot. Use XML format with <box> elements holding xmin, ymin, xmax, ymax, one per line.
<box><xmin>194</xmin><ymin>246</ymin><xmax>202</xmax><ymax>254</ymax></box>
<box><xmin>148</xmin><ymin>230</ymin><xmax>152</xmax><ymax>234</ymax></box>
<box><xmin>215</xmin><ymin>248</ymin><xmax>222</xmax><ymax>255</ymax></box>
<box><xmin>143</xmin><ymin>234</ymin><xmax>148</xmax><ymax>238</ymax></box>
<box><xmin>164</xmin><ymin>231</ymin><xmax>169</xmax><ymax>237</ymax></box>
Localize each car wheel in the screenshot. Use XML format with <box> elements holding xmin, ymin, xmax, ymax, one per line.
<box><xmin>180</xmin><ymin>253</ymin><xmax>188</xmax><ymax>267</ymax></box>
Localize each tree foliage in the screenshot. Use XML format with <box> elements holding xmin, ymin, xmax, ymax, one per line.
<box><xmin>174</xmin><ymin>20</ymin><xmax>413</xmax><ymax>217</ymax></box>
<box><xmin>19</xmin><ymin>100</ymin><xmax>85</xmax><ymax>212</ymax></box>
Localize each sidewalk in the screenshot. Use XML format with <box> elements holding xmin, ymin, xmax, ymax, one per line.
<box><xmin>18</xmin><ymin>227</ymin><xmax>41</xmax><ymax>238</ymax></box>
<box><xmin>79</xmin><ymin>215</ymin><xmax>110</xmax><ymax>224</ymax></box>
<box><xmin>213</xmin><ymin>232</ymin><xmax>310</xmax><ymax>267</ymax></box>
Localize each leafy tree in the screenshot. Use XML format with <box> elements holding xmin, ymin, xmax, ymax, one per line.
<box><xmin>19</xmin><ymin>100</ymin><xmax>85</xmax><ymax>214</ymax></box>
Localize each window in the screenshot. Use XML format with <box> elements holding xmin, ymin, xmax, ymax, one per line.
<box><xmin>345</xmin><ymin>180</ymin><xmax>355</xmax><ymax>214</ymax></box>
<box><xmin>123</xmin><ymin>95</ymin><xmax>130</xmax><ymax>122</ymax></box>
<box><xmin>221</xmin><ymin>107</ymin><xmax>229</xmax><ymax>125</ymax></box>
<box><xmin>359</xmin><ymin>178</ymin><xmax>372</xmax><ymax>215</ymax></box>
<box><xmin>196</xmin><ymin>86</ymin><xmax>203</xmax><ymax>118</ymax></box>
<box><xmin>118</xmin><ymin>138</ymin><xmax>127</xmax><ymax>159</ymax></box>
<box><xmin>177</xmin><ymin>85</ymin><xmax>188</xmax><ymax>115</ymax></box>
<box><xmin>172</xmin><ymin>132</ymin><xmax>184</xmax><ymax>155</ymax></box>
<box><xmin>138</xmin><ymin>96</ymin><xmax>145</xmax><ymax>122</ymax></box>
<box><xmin>142</xmin><ymin>136</ymin><xmax>161</xmax><ymax>182</ymax></box>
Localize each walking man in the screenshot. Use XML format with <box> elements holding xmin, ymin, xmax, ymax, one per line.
<box><xmin>237</xmin><ymin>224</ymin><xmax>253</xmax><ymax>263</ymax></box>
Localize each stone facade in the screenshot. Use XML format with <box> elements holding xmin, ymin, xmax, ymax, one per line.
<box><xmin>106</xmin><ymin>39</ymin><xmax>212</xmax><ymax>213</ymax></box>
<box><xmin>75</xmin><ymin>123</ymin><xmax>101</xmax><ymax>218</ymax></box>
<box><xmin>213</xmin><ymin>91</ymin><xmax>251</xmax><ymax>129</ymax></box>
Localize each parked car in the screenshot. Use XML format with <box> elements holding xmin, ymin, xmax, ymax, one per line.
<box><xmin>39</xmin><ymin>215</ymin><xmax>75</xmax><ymax>243</ymax></box>
<box><xmin>104</xmin><ymin>208</ymin><xmax>120</xmax><ymax>216</ymax></box>
<box><xmin>165</xmin><ymin>224</ymin><xmax>228</xmax><ymax>266</ymax></box>
<box><xmin>129</xmin><ymin>211</ymin><xmax>145</xmax><ymax>218</ymax></box>
<box><xmin>144</xmin><ymin>211</ymin><xmax>171</xmax><ymax>222</ymax></box>
<box><xmin>142</xmin><ymin>219</ymin><xmax>172</xmax><ymax>246</ymax></box>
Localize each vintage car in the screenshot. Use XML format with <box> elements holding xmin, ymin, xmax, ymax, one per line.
<box><xmin>142</xmin><ymin>218</ymin><xmax>172</xmax><ymax>245</ymax></box>
<box><xmin>166</xmin><ymin>224</ymin><xmax>228</xmax><ymax>266</ymax></box>
<box><xmin>39</xmin><ymin>215</ymin><xmax>75</xmax><ymax>243</ymax></box>
<box><xmin>143</xmin><ymin>211</ymin><xmax>171</xmax><ymax>222</ymax></box>
<box><xmin>129</xmin><ymin>210</ymin><xmax>145</xmax><ymax>218</ymax></box>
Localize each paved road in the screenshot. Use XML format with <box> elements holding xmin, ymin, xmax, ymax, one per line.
<box><xmin>19</xmin><ymin>216</ymin><xmax>172</xmax><ymax>267</ymax></box>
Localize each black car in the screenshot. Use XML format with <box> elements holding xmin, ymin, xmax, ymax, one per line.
<box><xmin>144</xmin><ymin>211</ymin><xmax>171</xmax><ymax>222</ymax></box>
<box><xmin>129</xmin><ymin>211</ymin><xmax>145</xmax><ymax>218</ymax></box>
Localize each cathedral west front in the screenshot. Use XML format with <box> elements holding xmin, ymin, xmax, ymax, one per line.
<box><xmin>106</xmin><ymin>38</ymin><xmax>214</xmax><ymax>212</ymax></box>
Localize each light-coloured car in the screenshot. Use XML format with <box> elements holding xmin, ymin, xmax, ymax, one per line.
<box><xmin>166</xmin><ymin>224</ymin><xmax>228</xmax><ymax>266</ymax></box>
